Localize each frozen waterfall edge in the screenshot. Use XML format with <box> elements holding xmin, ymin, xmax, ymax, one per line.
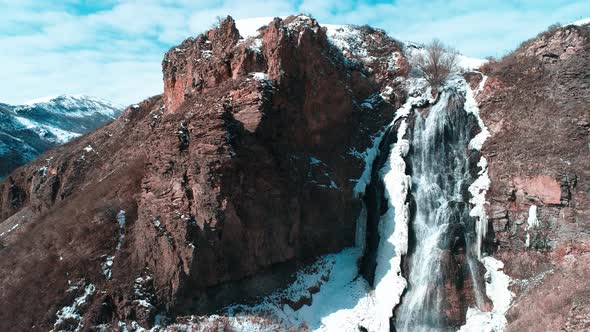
<box><xmin>460</xmin><ymin>74</ymin><xmax>513</xmax><ymax>332</ymax></box>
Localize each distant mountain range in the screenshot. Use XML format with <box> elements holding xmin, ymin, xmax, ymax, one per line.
<box><xmin>0</xmin><ymin>95</ymin><xmax>122</xmax><ymax>179</ymax></box>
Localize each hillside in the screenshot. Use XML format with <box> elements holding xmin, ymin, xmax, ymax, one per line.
<box><xmin>0</xmin><ymin>14</ymin><xmax>588</xmax><ymax>332</ymax></box>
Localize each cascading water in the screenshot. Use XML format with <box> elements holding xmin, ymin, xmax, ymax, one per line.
<box><xmin>393</xmin><ymin>82</ymin><xmax>487</xmax><ymax>331</ymax></box>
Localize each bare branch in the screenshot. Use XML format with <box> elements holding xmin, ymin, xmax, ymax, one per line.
<box><xmin>411</xmin><ymin>39</ymin><xmax>458</xmax><ymax>89</ymax></box>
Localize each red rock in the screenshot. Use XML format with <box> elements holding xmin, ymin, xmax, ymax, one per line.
<box><xmin>0</xmin><ymin>15</ymin><xmax>407</xmax><ymax>331</ymax></box>
<box><xmin>513</xmin><ymin>176</ymin><xmax>562</xmax><ymax>205</ymax></box>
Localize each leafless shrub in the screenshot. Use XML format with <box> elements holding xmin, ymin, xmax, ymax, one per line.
<box><xmin>412</xmin><ymin>39</ymin><xmax>458</xmax><ymax>89</ymax></box>
<box><xmin>547</xmin><ymin>22</ymin><xmax>562</xmax><ymax>32</ymax></box>
<box><xmin>211</xmin><ymin>15</ymin><xmax>226</xmax><ymax>29</ymax></box>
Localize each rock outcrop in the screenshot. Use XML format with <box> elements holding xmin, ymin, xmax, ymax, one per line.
<box><xmin>0</xmin><ymin>15</ymin><xmax>409</xmax><ymax>331</ymax></box>
<box><xmin>1</xmin><ymin>13</ymin><xmax>588</xmax><ymax>332</ymax></box>
<box><xmin>476</xmin><ymin>22</ymin><xmax>590</xmax><ymax>331</ymax></box>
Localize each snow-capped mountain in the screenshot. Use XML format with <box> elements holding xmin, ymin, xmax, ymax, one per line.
<box><xmin>0</xmin><ymin>95</ymin><xmax>122</xmax><ymax>179</ymax></box>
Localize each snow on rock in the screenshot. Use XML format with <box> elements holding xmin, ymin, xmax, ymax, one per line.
<box><xmin>102</xmin><ymin>256</ymin><xmax>114</xmax><ymax>280</ymax></box>
<box><xmin>525</xmin><ymin>205</ymin><xmax>540</xmax><ymax>248</ymax></box>
<box><xmin>251</xmin><ymin>72</ymin><xmax>269</xmax><ymax>81</ymax></box>
<box><xmin>133</xmin><ymin>276</ymin><xmax>156</xmax><ymax>310</ymax></box>
<box><xmin>387</xmin><ymin>52</ymin><xmax>403</xmax><ymax>71</ymax></box>
<box><xmin>249</xmin><ymin>38</ymin><xmax>263</xmax><ymax>53</ymax></box>
<box><xmin>572</xmin><ymin>17</ymin><xmax>590</xmax><ymax>26</ymax></box>
<box><xmin>324</xmin><ymin>24</ymin><xmax>372</xmax><ymax>63</ymax></box>
<box><xmin>380</xmin><ymin>85</ymin><xmax>395</xmax><ymax>100</ymax></box>
<box><xmin>51</xmin><ymin>283</ymin><xmax>96</xmax><ymax>332</ymax></box>
<box><xmin>469</xmin><ymin>156</ymin><xmax>491</xmax><ymax>258</ymax></box>
<box><xmin>527</xmin><ymin>205</ymin><xmax>539</xmax><ymax>228</ymax></box>
<box><xmin>0</xmin><ymin>223</ymin><xmax>20</xmax><ymax>237</ymax></box>
<box><xmin>116</xmin><ymin>210</ymin><xmax>126</xmax><ymax>250</ymax></box>
<box><xmin>456</xmin><ymin>73</ymin><xmax>492</xmax><ymax>258</ymax></box>
<box><xmin>352</xmin><ymin>130</ymin><xmax>386</xmax><ymax>196</ymax></box>
<box><xmin>459</xmin><ymin>73</ymin><xmax>512</xmax><ymax>331</ymax></box>
<box><xmin>460</xmin><ymin>257</ymin><xmax>513</xmax><ymax>332</ymax></box>
<box><xmin>474</xmin><ymin>73</ymin><xmax>488</xmax><ymax>96</ymax></box>
<box><xmin>458</xmin><ymin>74</ymin><xmax>491</xmax><ymax>151</ymax></box>
<box><xmin>235</xmin><ymin>17</ymin><xmax>279</xmax><ymax>39</ymax></box>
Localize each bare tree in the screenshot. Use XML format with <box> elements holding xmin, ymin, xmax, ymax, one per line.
<box><xmin>412</xmin><ymin>39</ymin><xmax>458</xmax><ymax>89</ymax></box>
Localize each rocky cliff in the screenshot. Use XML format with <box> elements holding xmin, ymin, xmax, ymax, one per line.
<box><xmin>0</xmin><ymin>14</ymin><xmax>588</xmax><ymax>332</ymax></box>
<box><xmin>0</xmin><ymin>15</ymin><xmax>409</xmax><ymax>331</ymax></box>
<box><xmin>474</xmin><ymin>22</ymin><xmax>590</xmax><ymax>331</ymax></box>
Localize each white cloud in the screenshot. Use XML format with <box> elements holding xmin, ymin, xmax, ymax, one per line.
<box><xmin>0</xmin><ymin>0</ymin><xmax>588</xmax><ymax>105</ymax></box>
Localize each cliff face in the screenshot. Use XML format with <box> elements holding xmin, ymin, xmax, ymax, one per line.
<box><xmin>474</xmin><ymin>23</ymin><xmax>590</xmax><ymax>331</ymax></box>
<box><xmin>0</xmin><ymin>15</ymin><xmax>408</xmax><ymax>331</ymax></box>
<box><xmin>1</xmin><ymin>14</ymin><xmax>588</xmax><ymax>332</ymax></box>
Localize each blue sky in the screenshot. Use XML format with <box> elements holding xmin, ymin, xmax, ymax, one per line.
<box><xmin>1</xmin><ymin>0</ymin><xmax>588</xmax><ymax>105</ymax></box>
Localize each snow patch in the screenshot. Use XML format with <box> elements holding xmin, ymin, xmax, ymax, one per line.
<box><xmin>251</xmin><ymin>72</ymin><xmax>269</xmax><ymax>81</ymax></box>
<box><xmin>572</xmin><ymin>17</ymin><xmax>590</xmax><ymax>26</ymax></box>
<box><xmin>460</xmin><ymin>257</ymin><xmax>513</xmax><ymax>332</ymax></box>
<box><xmin>527</xmin><ymin>205</ymin><xmax>539</xmax><ymax>228</ymax></box>
<box><xmin>249</xmin><ymin>38</ymin><xmax>263</xmax><ymax>53</ymax></box>
<box><xmin>102</xmin><ymin>256</ymin><xmax>114</xmax><ymax>280</ymax></box>
<box><xmin>116</xmin><ymin>210</ymin><xmax>126</xmax><ymax>250</ymax></box>
<box><xmin>324</xmin><ymin>24</ymin><xmax>371</xmax><ymax>63</ymax></box>
<box><xmin>352</xmin><ymin>131</ymin><xmax>385</xmax><ymax>196</ymax></box>
<box><xmin>370</xmin><ymin>110</ymin><xmax>411</xmax><ymax>331</ymax></box>
<box><xmin>462</xmin><ymin>77</ymin><xmax>490</xmax><ymax>151</ymax></box>
<box><xmin>475</xmin><ymin>73</ymin><xmax>488</xmax><ymax>96</ymax></box>
<box><xmin>460</xmin><ymin>74</ymin><xmax>512</xmax><ymax>331</ymax></box>
<box><xmin>51</xmin><ymin>283</ymin><xmax>96</xmax><ymax>332</ymax></box>
<box><xmin>0</xmin><ymin>223</ymin><xmax>19</xmax><ymax>237</ymax></box>
<box><xmin>456</xmin><ymin>73</ymin><xmax>492</xmax><ymax>258</ymax></box>
<box><xmin>469</xmin><ymin>156</ymin><xmax>490</xmax><ymax>258</ymax></box>
<box><xmin>525</xmin><ymin>205</ymin><xmax>539</xmax><ymax>248</ymax></box>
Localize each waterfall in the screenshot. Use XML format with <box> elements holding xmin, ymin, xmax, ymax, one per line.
<box><xmin>392</xmin><ymin>81</ymin><xmax>487</xmax><ymax>331</ymax></box>
<box><xmin>186</xmin><ymin>77</ymin><xmax>510</xmax><ymax>332</ymax></box>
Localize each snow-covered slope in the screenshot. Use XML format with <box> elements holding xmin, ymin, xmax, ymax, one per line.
<box><xmin>0</xmin><ymin>95</ymin><xmax>122</xmax><ymax>179</ymax></box>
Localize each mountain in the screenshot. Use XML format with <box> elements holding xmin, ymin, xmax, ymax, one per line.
<box><xmin>0</xmin><ymin>95</ymin><xmax>122</xmax><ymax>179</ymax></box>
<box><xmin>0</xmin><ymin>15</ymin><xmax>588</xmax><ymax>332</ymax></box>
